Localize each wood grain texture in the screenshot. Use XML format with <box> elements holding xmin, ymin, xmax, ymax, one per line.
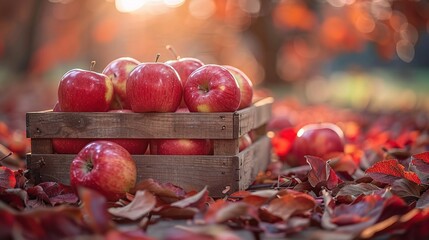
<box><xmin>237</xmin><ymin>136</ymin><xmax>272</xmax><ymax>190</ymax></box>
<box><xmin>27</xmin><ymin>112</ymin><xmax>236</xmax><ymax>139</ymax></box>
<box><xmin>27</xmin><ymin>137</ymin><xmax>271</xmax><ymax>197</ymax></box>
<box><xmin>30</xmin><ymin>138</ymin><xmax>53</xmax><ymax>154</ymax></box>
<box><xmin>27</xmin><ymin>154</ymin><xmax>240</xmax><ymax>197</ymax></box>
<box><xmin>236</xmin><ymin>97</ymin><xmax>273</xmax><ymax>137</ymax></box>
<box><xmin>213</xmin><ymin>139</ymin><xmax>239</xmax><ymax>155</ymax></box>
<box><xmin>26</xmin><ymin>98</ymin><xmax>273</xmax><ymax>140</ymax></box>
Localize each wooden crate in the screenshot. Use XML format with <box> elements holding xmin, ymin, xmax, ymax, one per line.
<box><xmin>26</xmin><ymin>98</ymin><xmax>273</xmax><ymax>197</ymax></box>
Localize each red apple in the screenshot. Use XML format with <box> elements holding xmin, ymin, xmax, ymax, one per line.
<box><xmin>224</xmin><ymin>66</ymin><xmax>253</xmax><ymax>110</ymax></box>
<box><xmin>184</xmin><ymin>65</ymin><xmax>241</xmax><ymax>112</ymax></box>
<box><xmin>288</xmin><ymin>123</ymin><xmax>345</xmax><ymax>167</ymax></box>
<box><xmin>51</xmin><ymin>103</ymin><xmax>92</xmax><ymax>154</ymax></box>
<box><xmin>70</xmin><ymin>141</ymin><xmax>137</xmax><ymax>201</ymax></box>
<box><xmin>150</xmin><ymin>139</ymin><xmax>212</xmax><ymax>155</ymax></box>
<box><xmin>127</xmin><ymin>59</ymin><xmax>182</xmax><ymax>112</ymax></box>
<box><xmin>166</xmin><ymin>57</ymin><xmax>204</xmax><ymax>108</ymax></box>
<box><xmin>58</xmin><ymin>64</ymin><xmax>113</xmax><ymax>112</ymax></box>
<box><xmin>102</xmin><ymin>57</ymin><xmax>140</xmax><ymax>110</ymax></box>
<box><xmin>105</xmin><ymin>139</ymin><xmax>148</xmax><ymax>155</ymax></box>
<box><xmin>165</xmin><ymin>57</ymin><xmax>204</xmax><ymax>88</ymax></box>
<box><xmin>53</xmin><ymin>138</ymin><xmax>93</xmax><ymax>154</ymax></box>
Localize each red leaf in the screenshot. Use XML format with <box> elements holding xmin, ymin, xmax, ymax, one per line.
<box><xmin>335</xmin><ymin>183</ymin><xmax>381</xmax><ymax>201</ymax></box>
<box><xmin>0</xmin><ymin>188</ymin><xmax>28</xmax><ymax>210</ymax></box>
<box><xmin>203</xmin><ymin>199</ymin><xmax>251</xmax><ymax>224</ymax></box>
<box><xmin>78</xmin><ymin>187</ymin><xmax>112</xmax><ymax>234</ymax></box>
<box><xmin>322</xmin><ymin>190</ymin><xmax>385</xmax><ymax>233</ymax></box>
<box><xmin>411</xmin><ymin>152</ymin><xmax>429</xmax><ymax>173</ymax></box>
<box><xmin>170</xmin><ymin>186</ymin><xmax>208</xmax><ymax>210</ymax></box>
<box><xmin>27</xmin><ymin>182</ymin><xmax>78</xmax><ymax>206</ymax></box>
<box><xmin>0</xmin><ymin>209</ymin><xmax>15</xmax><ymax>239</ymax></box>
<box><xmin>108</xmin><ymin>190</ymin><xmax>156</xmax><ymax>220</ymax></box>
<box><xmin>133</xmin><ymin>179</ymin><xmax>186</xmax><ymax>203</ymax></box>
<box><xmin>0</xmin><ymin>166</ymin><xmax>16</xmax><ymax>189</ymax></box>
<box><xmin>105</xmin><ymin>229</ymin><xmax>156</xmax><ymax>240</ymax></box>
<box><xmin>306</xmin><ymin>156</ymin><xmax>341</xmax><ymax>189</ymax></box>
<box><xmin>417</xmin><ymin>189</ymin><xmax>429</xmax><ymax>209</ymax></box>
<box><xmin>366</xmin><ymin>159</ymin><xmax>421</xmax><ymax>185</ymax></box>
<box><xmin>264</xmin><ymin>190</ymin><xmax>316</xmax><ymax>221</ymax></box>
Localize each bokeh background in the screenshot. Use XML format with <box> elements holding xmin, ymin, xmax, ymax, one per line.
<box><xmin>0</xmin><ymin>0</ymin><xmax>428</xmax><ymax>130</ymax></box>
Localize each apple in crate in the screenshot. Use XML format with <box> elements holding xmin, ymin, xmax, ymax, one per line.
<box><xmin>150</xmin><ymin>139</ymin><xmax>212</xmax><ymax>155</ymax></box>
<box><xmin>184</xmin><ymin>65</ymin><xmax>241</xmax><ymax>112</ymax></box>
<box><xmin>127</xmin><ymin>55</ymin><xmax>182</xmax><ymax>112</ymax></box>
<box><xmin>58</xmin><ymin>62</ymin><xmax>114</xmax><ymax>112</ymax></box>
<box><xmin>288</xmin><ymin>123</ymin><xmax>345</xmax><ymax>167</ymax></box>
<box><xmin>239</xmin><ymin>133</ymin><xmax>252</xmax><ymax>152</ymax></box>
<box><xmin>224</xmin><ymin>65</ymin><xmax>253</xmax><ymax>110</ymax></box>
<box><xmin>102</xmin><ymin>57</ymin><xmax>140</xmax><ymax>110</ymax></box>
<box><xmin>70</xmin><ymin>141</ymin><xmax>137</xmax><ymax>201</ymax></box>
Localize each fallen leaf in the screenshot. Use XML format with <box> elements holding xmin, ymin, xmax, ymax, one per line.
<box><xmin>391</xmin><ymin>179</ymin><xmax>421</xmax><ymax>201</ymax></box>
<box><xmin>0</xmin><ymin>166</ymin><xmax>16</xmax><ymax>189</ymax></box>
<box><xmin>170</xmin><ymin>186</ymin><xmax>208</xmax><ymax>210</ymax></box>
<box><xmin>264</xmin><ymin>190</ymin><xmax>316</xmax><ymax>221</ymax></box>
<box><xmin>335</xmin><ymin>183</ymin><xmax>381</xmax><ymax>201</ymax></box>
<box><xmin>133</xmin><ymin>179</ymin><xmax>186</xmax><ymax>203</ymax></box>
<box><xmin>366</xmin><ymin>159</ymin><xmax>421</xmax><ymax>185</ymax></box>
<box><xmin>416</xmin><ymin>189</ymin><xmax>429</xmax><ymax>209</ymax></box>
<box><xmin>411</xmin><ymin>152</ymin><xmax>429</xmax><ymax>181</ymax></box>
<box><xmin>78</xmin><ymin>187</ymin><xmax>112</xmax><ymax>234</ymax></box>
<box><xmin>108</xmin><ymin>190</ymin><xmax>156</xmax><ymax>220</ymax></box>
<box><xmin>306</xmin><ymin>156</ymin><xmax>341</xmax><ymax>189</ymax></box>
<box><xmin>203</xmin><ymin>199</ymin><xmax>251</xmax><ymax>224</ymax></box>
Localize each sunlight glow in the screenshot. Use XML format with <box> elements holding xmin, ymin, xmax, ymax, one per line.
<box><xmin>115</xmin><ymin>0</ymin><xmax>146</xmax><ymax>13</ymax></box>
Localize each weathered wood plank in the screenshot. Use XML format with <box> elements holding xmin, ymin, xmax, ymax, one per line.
<box><xmin>236</xmin><ymin>97</ymin><xmax>273</xmax><ymax>137</ymax></box>
<box><xmin>27</xmin><ymin>112</ymin><xmax>235</xmax><ymax>139</ymax></box>
<box><xmin>238</xmin><ymin>136</ymin><xmax>271</xmax><ymax>190</ymax></box>
<box><xmin>27</xmin><ymin>154</ymin><xmax>240</xmax><ymax>198</ymax></box>
<box><xmin>213</xmin><ymin>139</ymin><xmax>239</xmax><ymax>155</ymax></box>
<box><xmin>30</xmin><ymin>138</ymin><xmax>53</xmax><ymax>154</ymax></box>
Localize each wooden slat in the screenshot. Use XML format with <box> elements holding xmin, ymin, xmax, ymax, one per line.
<box><xmin>213</xmin><ymin>139</ymin><xmax>239</xmax><ymax>155</ymax></box>
<box><xmin>27</xmin><ymin>154</ymin><xmax>240</xmax><ymax>198</ymax></box>
<box><xmin>237</xmin><ymin>136</ymin><xmax>271</xmax><ymax>190</ymax></box>
<box><xmin>236</xmin><ymin>97</ymin><xmax>273</xmax><ymax>137</ymax></box>
<box><xmin>26</xmin><ymin>112</ymin><xmax>236</xmax><ymax>139</ymax></box>
<box><xmin>30</xmin><ymin>138</ymin><xmax>53</xmax><ymax>154</ymax></box>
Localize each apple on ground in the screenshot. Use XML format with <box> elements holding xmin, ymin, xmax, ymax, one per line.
<box><xmin>58</xmin><ymin>62</ymin><xmax>113</xmax><ymax>112</ymax></box>
<box><xmin>70</xmin><ymin>141</ymin><xmax>137</xmax><ymax>201</ymax></box>
<box><xmin>287</xmin><ymin>123</ymin><xmax>345</xmax><ymax>167</ymax></box>
<box><xmin>102</xmin><ymin>57</ymin><xmax>140</xmax><ymax>110</ymax></box>
<box><xmin>184</xmin><ymin>64</ymin><xmax>241</xmax><ymax>112</ymax></box>
<box><xmin>127</xmin><ymin>56</ymin><xmax>182</xmax><ymax>112</ymax></box>
<box><xmin>224</xmin><ymin>65</ymin><xmax>253</xmax><ymax>110</ymax></box>
<box><xmin>150</xmin><ymin>139</ymin><xmax>212</xmax><ymax>155</ymax></box>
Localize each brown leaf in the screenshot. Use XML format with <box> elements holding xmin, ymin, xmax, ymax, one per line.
<box><xmin>416</xmin><ymin>189</ymin><xmax>429</xmax><ymax>209</ymax></box>
<box><xmin>133</xmin><ymin>179</ymin><xmax>185</xmax><ymax>203</ymax></box>
<box><xmin>108</xmin><ymin>190</ymin><xmax>156</xmax><ymax>220</ymax></box>
<box><xmin>78</xmin><ymin>187</ymin><xmax>113</xmax><ymax>234</ymax></box>
<box><xmin>306</xmin><ymin>156</ymin><xmax>341</xmax><ymax>189</ymax></box>
<box><xmin>391</xmin><ymin>179</ymin><xmax>421</xmax><ymax>200</ymax></box>
<box><xmin>170</xmin><ymin>186</ymin><xmax>208</xmax><ymax>210</ymax></box>
<box><xmin>264</xmin><ymin>190</ymin><xmax>316</xmax><ymax>221</ymax></box>
<box><xmin>366</xmin><ymin>159</ymin><xmax>421</xmax><ymax>185</ymax></box>
<box><xmin>335</xmin><ymin>183</ymin><xmax>381</xmax><ymax>200</ymax></box>
<box><xmin>203</xmin><ymin>199</ymin><xmax>251</xmax><ymax>224</ymax></box>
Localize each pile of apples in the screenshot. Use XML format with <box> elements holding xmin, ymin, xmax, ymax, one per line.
<box><xmin>54</xmin><ymin>50</ymin><xmax>254</xmax><ymax>201</ymax></box>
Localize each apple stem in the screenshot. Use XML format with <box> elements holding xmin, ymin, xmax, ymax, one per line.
<box><xmin>166</xmin><ymin>45</ymin><xmax>180</xmax><ymax>60</ymax></box>
<box><xmin>155</xmin><ymin>53</ymin><xmax>161</xmax><ymax>63</ymax></box>
<box><xmin>90</xmin><ymin>61</ymin><xmax>96</xmax><ymax>71</ymax></box>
